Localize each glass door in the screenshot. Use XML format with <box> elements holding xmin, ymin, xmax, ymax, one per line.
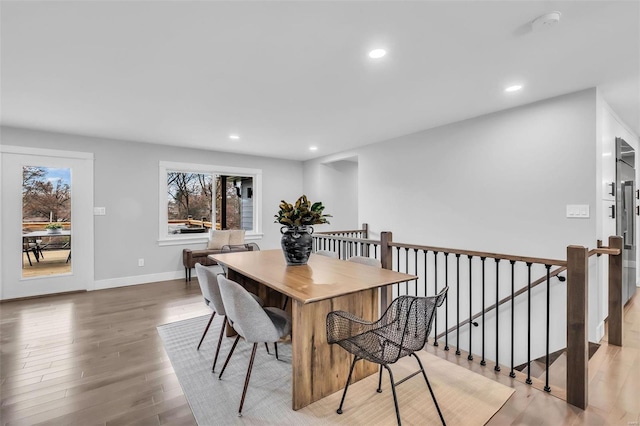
<box><xmin>22</xmin><ymin>166</ymin><xmax>73</xmax><ymax>278</ymax></box>
<box><xmin>1</xmin><ymin>148</ymin><xmax>94</xmax><ymax>300</ymax></box>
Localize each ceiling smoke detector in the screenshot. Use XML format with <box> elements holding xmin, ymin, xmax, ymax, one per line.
<box><xmin>531</xmin><ymin>11</ymin><xmax>561</xmax><ymax>31</ymax></box>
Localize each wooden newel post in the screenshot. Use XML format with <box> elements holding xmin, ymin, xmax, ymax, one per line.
<box><xmin>608</xmin><ymin>235</ymin><xmax>623</xmax><ymax>347</ymax></box>
<box><xmin>362</xmin><ymin>223</ymin><xmax>370</xmax><ymax>257</ymax></box>
<box><xmin>362</xmin><ymin>223</ymin><xmax>369</xmax><ymax>239</ymax></box>
<box><xmin>380</xmin><ymin>232</ymin><xmax>393</xmax><ymax>312</ymax></box>
<box><xmin>566</xmin><ymin>245</ymin><xmax>588</xmax><ymax>410</ymax></box>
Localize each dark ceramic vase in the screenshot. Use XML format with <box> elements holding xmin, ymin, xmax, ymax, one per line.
<box><xmin>280</xmin><ymin>225</ymin><xmax>314</xmax><ymax>265</ymax></box>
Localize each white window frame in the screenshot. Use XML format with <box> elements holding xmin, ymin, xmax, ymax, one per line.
<box><xmin>158</xmin><ymin>160</ymin><xmax>262</xmax><ymax>246</ymax></box>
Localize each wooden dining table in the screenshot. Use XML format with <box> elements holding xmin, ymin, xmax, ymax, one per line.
<box><xmin>209</xmin><ymin>249</ymin><xmax>417</xmax><ymax>410</ymax></box>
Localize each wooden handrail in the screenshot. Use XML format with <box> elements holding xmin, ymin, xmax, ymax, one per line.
<box><xmin>589</xmin><ymin>247</ymin><xmax>621</xmax><ymax>256</ymax></box>
<box><xmin>387</xmin><ymin>241</ymin><xmax>566</xmax><ymax>267</ymax></box>
<box><xmin>316</xmin><ymin>229</ymin><xmax>366</xmax><ymax>235</ymax></box>
<box><xmin>312</xmin><ymin>234</ymin><xmax>380</xmax><ymax>246</ymax></box>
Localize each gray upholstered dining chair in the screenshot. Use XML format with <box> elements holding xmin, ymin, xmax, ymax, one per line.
<box><xmin>217</xmin><ymin>275</ymin><xmax>292</xmax><ymax>417</ymax></box>
<box><xmin>219</xmin><ymin>243</ymin><xmax>260</xmax><ymax>275</ymax></box>
<box><xmin>315</xmin><ymin>250</ymin><xmax>338</xmax><ymax>258</ymax></box>
<box><xmin>326</xmin><ymin>287</ymin><xmax>449</xmax><ymax>425</ymax></box>
<box><xmin>194</xmin><ymin>263</ymin><xmax>265</xmax><ymax>372</ymax></box>
<box><xmin>348</xmin><ymin>255</ymin><xmax>382</xmax><ymax>268</ymax></box>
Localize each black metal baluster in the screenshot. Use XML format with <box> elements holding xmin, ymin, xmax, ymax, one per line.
<box><xmin>510</xmin><ymin>260</ymin><xmax>516</xmax><ymax>378</ymax></box>
<box><xmin>414</xmin><ymin>249</ymin><xmax>419</xmax><ymax>296</ymax></box>
<box><xmin>495</xmin><ymin>258</ymin><xmax>501</xmax><ymax>372</ymax></box>
<box><xmin>423</xmin><ymin>250</ymin><xmax>429</xmax><ymax>335</ymax></box>
<box><xmin>444</xmin><ymin>253</ymin><xmax>450</xmax><ymax>351</ymax></box>
<box><xmin>405</xmin><ymin>248</ymin><xmax>409</xmax><ymax>295</ymax></box>
<box><xmin>456</xmin><ymin>254</ymin><xmax>461</xmax><ymax>355</ymax></box>
<box><xmin>544</xmin><ymin>264</ymin><xmax>551</xmax><ymax>392</ymax></box>
<box><xmin>526</xmin><ymin>262</ymin><xmax>532</xmax><ymax>385</ymax></box>
<box><xmin>468</xmin><ymin>255</ymin><xmax>473</xmax><ymax>361</ymax></box>
<box><xmin>481</xmin><ymin>257</ymin><xmax>486</xmax><ymax>366</ymax></box>
<box><xmin>433</xmin><ymin>251</ymin><xmax>439</xmax><ymax>346</ymax></box>
<box><xmin>395</xmin><ymin>247</ymin><xmax>401</xmax><ymax>296</ymax></box>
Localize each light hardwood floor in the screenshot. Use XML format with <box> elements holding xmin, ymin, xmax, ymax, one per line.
<box><xmin>1</xmin><ymin>279</ymin><xmax>638</xmax><ymax>425</ymax></box>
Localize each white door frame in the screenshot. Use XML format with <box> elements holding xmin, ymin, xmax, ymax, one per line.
<box><xmin>0</xmin><ymin>145</ymin><xmax>95</xmax><ymax>300</ymax></box>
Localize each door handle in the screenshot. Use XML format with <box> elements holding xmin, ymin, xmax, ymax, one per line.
<box><xmin>609</xmin><ymin>182</ymin><xmax>616</xmax><ymax>197</ymax></box>
<box><xmin>636</xmin><ymin>206</ymin><xmax>639</xmax><ymax>216</ymax></box>
<box><xmin>610</xmin><ymin>205</ymin><xmax>616</xmax><ymax>219</ymax></box>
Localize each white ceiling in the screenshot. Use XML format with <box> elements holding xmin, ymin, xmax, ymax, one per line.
<box><xmin>1</xmin><ymin>1</ymin><xmax>638</xmax><ymax>161</ymax></box>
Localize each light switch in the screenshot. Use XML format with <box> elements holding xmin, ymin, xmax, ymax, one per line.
<box><xmin>566</xmin><ymin>204</ymin><xmax>589</xmax><ymax>218</ymax></box>
<box><xmin>94</xmin><ymin>207</ymin><xmax>106</xmax><ymax>216</ymax></box>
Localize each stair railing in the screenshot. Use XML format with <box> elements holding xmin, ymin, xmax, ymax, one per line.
<box><xmin>311</xmin><ymin>228</ymin><xmax>623</xmax><ymax>410</ymax></box>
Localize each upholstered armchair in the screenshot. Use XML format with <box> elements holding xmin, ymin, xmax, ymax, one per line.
<box><xmin>182</xmin><ymin>229</ymin><xmax>245</xmax><ymax>282</ymax></box>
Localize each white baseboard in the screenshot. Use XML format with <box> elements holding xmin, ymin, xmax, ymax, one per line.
<box><xmin>595</xmin><ymin>321</ymin><xmax>605</xmax><ymax>342</ymax></box>
<box><xmin>93</xmin><ymin>269</ymin><xmax>199</xmax><ymax>291</ymax></box>
<box><xmin>93</xmin><ymin>265</ymin><xmax>225</xmax><ymax>290</ymax></box>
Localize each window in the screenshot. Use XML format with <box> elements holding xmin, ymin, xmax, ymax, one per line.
<box><xmin>159</xmin><ymin>161</ymin><xmax>262</xmax><ymax>245</ymax></box>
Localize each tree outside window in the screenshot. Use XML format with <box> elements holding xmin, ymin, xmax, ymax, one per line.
<box><xmin>167</xmin><ymin>171</ymin><xmax>253</xmax><ymax>234</ymax></box>
<box><xmin>23</xmin><ymin>166</ymin><xmax>71</xmax><ymax>226</ymax></box>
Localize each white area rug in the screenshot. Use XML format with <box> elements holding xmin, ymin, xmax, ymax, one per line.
<box><xmin>158</xmin><ymin>315</ymin><xmax>514</xmax><ymax>425</ymax></box>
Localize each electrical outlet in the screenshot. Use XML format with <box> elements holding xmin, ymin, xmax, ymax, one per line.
<box><xmin>138</xmin><ymin>258</ymin><xmax>144</xmax><ymax>267</ymax></box>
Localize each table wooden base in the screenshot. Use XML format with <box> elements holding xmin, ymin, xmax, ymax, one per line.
<box><xmin>291</xmin><ymin>289</ymin><xmax>378</xmax><ymax>410</ymax></box>
<box><xmin>227</xmin><ymin>269</ymin><xmax>378</xmax><ymax>410</ymax></box>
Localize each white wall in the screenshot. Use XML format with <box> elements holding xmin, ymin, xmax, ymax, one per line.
<box><xmin>1</xmin><ymin>126</ymin><xmax>303</xmax><ymax>289</ymax></box>
<box><xmin>303</xmin><ymin>156</ymin><xmax>359</xmax><ymax>232</ymax></box>
<box><xmin>356</xmin><ymin>89</ymin><xmax>598</xmax><ymax>258</ymax></box>
<box><xmin>305</xmin><ymin>88</ymin><xmax>603</xmax><ymax>360</ymax></box>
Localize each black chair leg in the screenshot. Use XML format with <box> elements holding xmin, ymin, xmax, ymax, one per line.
<box><xmin>265</xmin><ymin>343</ymin><xmax>270</xmax><ymax>354</ymax></box>
<box><xmin>377</xmin><ymin>365</ymin><xmax>384</xmax><ymax>392</ymax></box>
<box><xmin>238</xmin><ymin>342</ymin><xmax>258</xmax><ymax>417</ymax></box>
<box><xmin>212</xmin><ymin>317</ymin><xmax>228</xmax><ymax>373</ymax></box>
<box><xmin>197</xmin><ymin>311</ymin><xmax>216</xmax><ymax>350</ymax></box>
<box><xmin>337</xmin><ymin>355</ymin><xmax>359</xmax><ymax>415</ymax></box>
<box><xmin>218</xmin><ymin>335</ymin><xmax>241</xmax><ymax>379</ymax></box>
<box><xmin>274</xmin><ymin>342</ymin><xmax>279</xmax><ymax>360</ymax></box>
<box><xmin>383</xmin><ymin>364</ymin><xmax>402</xmax><ymax>426</ymax></box>
<box><xmin>24</xmin><ymin>250</ymin><xmax>33</xmax><ymax>267</ymax></box>
<box><xmin>412</xmin><ymin>353</ymin><xmax>446</xmax><ymax>425</ymax></box>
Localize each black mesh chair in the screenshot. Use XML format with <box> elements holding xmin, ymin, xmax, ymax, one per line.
<box><xmin>326</xmin><ymin>287</ymin><xmax>448</xmax><ymax>426</ymax></box>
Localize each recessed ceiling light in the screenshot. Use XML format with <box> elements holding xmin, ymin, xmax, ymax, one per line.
<box><xmin>368</xmin><ymin>49</ymin><xmax>387</xmax><ymax>59</ymax></box>
<box><xmin>505</xmin><ymin>85</ymin><xmax>523</xmax><ymax>92</ymax></box>
<box><xmin>309</xmin><ymin>146</ymin><xmax>318</xmax><ymax>151</ymax></box>
<box><xmin>229</xmin><ymin>134</ymin><xmax>240</xmax><ymax>140</ymax></box>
